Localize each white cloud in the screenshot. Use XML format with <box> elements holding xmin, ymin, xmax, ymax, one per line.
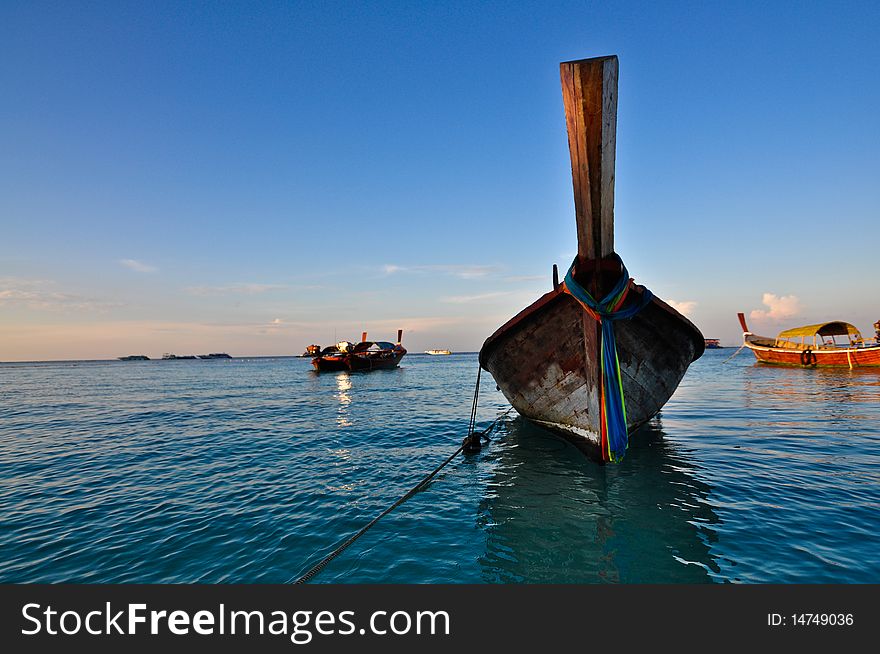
<box><xmin>265</xmin><ymin>318</ymin><xmax>286</xmax><ymax>331</ymax></box>
<box><xmin>504</xmin><ymin>275</ymin><xmax>546</xmax><ymax>283</ymax></box>
<box><xmin>667</xmin><ymin>300</ymin><xmax>697</xmax><ymax>317</ymax></box>
<box><xmin>185</xmin><ymin>283</ymin><xmax>287</xmax><ymax>296</ymax></box>
<box><xmin>750</xmin><ymin>293</ymin><xmax>803</xmax><ymax>322</ymax></box>
<box><xmin>381</xmin><ymin>264</ymin><xmax>500</xmax><ymax>279</ymax></box>
<box><xmin>451</xmin><ymin>266</ymin><xmax>497</xmax><ymax>280</ymax></box>
<box><xmin>0</xmin><ymin>276</ymin><xmax>51</xmax><ymax>288</ymax></box>
<box><xmin>441</xmin><ymin>291</ymin><xmax>513</xmax><ymax>304</ymax></box>
<box><xmin>0</xmin><ymin>278</ymin><xmax>121</xmax><ymax>312</ymax></box>
<box><xmin>119</xmin><ymin>259</ymin><xmax>157</xmax><ymax>273</ymax></box>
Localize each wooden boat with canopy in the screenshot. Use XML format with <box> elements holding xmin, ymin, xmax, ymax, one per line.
<box><xmin>737</xmin><ymin>313</ymin><xmax>880</xmax><ymax>367</ymax></box>
<box><xmin>346</xmin><ymin>330</ymin><xmax>407</xmax><ymax>371</ymax></box>
<box><xmin>479</xmin><ymin>56</ymin><xmax>704</xmax><ymax>463</ymax></box>
<box><xmin>311</xmin><ymin>331</ymin><xmax>406</xmax><ymax>372</ymax></box>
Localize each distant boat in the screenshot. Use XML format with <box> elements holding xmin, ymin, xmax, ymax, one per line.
<box><xmin>347</xmin><ymin>331</ymin><xmax>407</xmax><ymax>371</ymax></box>
<box><xmin>425</xmin><ymin>349</ymin><xmax>452</xmax><ymax>355</ymax></box>
<box><xmin>198</xmin><ymin>353</ymin><xmax>231</xmax><ymax>359</ymax></box>
<box><xmin>161</xmin><ymin>353</ymin><xmax>198</xmax><ymax>360</ymax></box>
<box><xmin>704</xmin><ymin>339</ymin><xmax>722</xmax><ymax>349</ymax></box>
<box><xmin>479</xmin><ymin>56</ymin><xmax>704</xmax><ymax>463</ymax></box>
<box><xmin>311</xmin><ymin>331</ymin><xmax>407</xmax><ymax>372</ymax></box>
<box><xmin>118</xmin><ymin>355</ymin><xmax>150</xmax><ymax>361</ymax></box>
<box><xmin>738</xmin><ymin>313</ymin><xmax>880</xmax><ymax>368</ymax></box>
<box><xmin>311</xmin><ymin>341</ymin><xmax>355</xmax><ymax>372</ymax></box>
<box><xmin>302</xmin><ymin>344</ymin><xmax>321</xmax><ymax>357</ymax></box>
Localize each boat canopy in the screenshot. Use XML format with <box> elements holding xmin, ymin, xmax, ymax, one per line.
<box><xmin>352</xmin><ymin>341</ymin><xmax>396</xmax><ymax>352</ymax></box>
<box><xmin>777</xmin><ymin>322</ymin><xmax>861</xmax><ymax>339</ymax></box>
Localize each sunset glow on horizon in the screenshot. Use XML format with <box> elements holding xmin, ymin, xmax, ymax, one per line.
<box><xmin>3</xmin><ymin>2</ymin><xmax>878</xmax><ymax>361</ymax></box>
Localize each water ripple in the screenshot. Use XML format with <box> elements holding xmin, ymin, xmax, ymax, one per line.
<box><xmin>1</xmin><ymin>352</ymin><xmax>879</xmax><ymax>582</ymax></box>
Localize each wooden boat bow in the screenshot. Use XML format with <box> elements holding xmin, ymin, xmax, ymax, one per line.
<box><xmin>479</xmin><ymin>55</ymin><xmax>704</xmax><ymax>462</ymax></box>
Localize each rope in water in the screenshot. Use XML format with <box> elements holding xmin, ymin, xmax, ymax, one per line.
<box><xmin>561</xmin><ymin>254</ymin><xmax>653</xmax><ymax>463</ymax></box>
<box><xmin>293</xmin><ymin>444</ymin><xmax>464</xmax><ymax>584</ymax></box>
<box><xmin>293</xmin><ymin>368</ymin><xmax>511</xmax><ymax>584</ymax></box>
<box><xmin>467</xmin><ymin>365</ymin><xmax>482</xmax><ymax>438</ymax></box>
<box><xmin>721</xmin><ymin>343</ymin><xmax>747</xmax><ymax>364</ymax></box>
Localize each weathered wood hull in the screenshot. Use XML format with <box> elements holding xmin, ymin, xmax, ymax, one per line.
<box><xmin>479</xmin><ymin>285</ymin><xmax>703</xmax><ymax>460</ymax></box>
<box><xmin>744</xmin><ymin>335</ymin><xmax>880</xmax><ymax>367</ymax></box>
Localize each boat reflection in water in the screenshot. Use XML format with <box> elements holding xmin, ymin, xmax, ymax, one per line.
<box><xmin>474</xmin><ymin>416</ymin><xmax>721</xmax><ymax>583</ymax></box>
<box><xmin>743</xmin><ymin>363</ymin><xmax>880</xmax><ymax>413</ymax></box>
<box><xmin>739</xmin><ymin>363</ymin><xmax>880</xmax><ymax>475</ymax></box>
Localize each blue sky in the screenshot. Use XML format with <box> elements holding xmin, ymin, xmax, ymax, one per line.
<box><xmin>1</xmin><ymin>1</ymin><xmax>878</xmax><ymax>360</ymax></box>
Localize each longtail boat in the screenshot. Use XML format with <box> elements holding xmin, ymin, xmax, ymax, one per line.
<box><xmin>311</xmin><ymin>331</ymin><xmax>406</xmax><ymax>372</ymax></box>
<box><xmin>311</xmin><ymin>341</ymin><xmax>354</xmax><ymax>371</ymax></box>
<box><xmin>302</xmin><ymin>344</ymin><xmax>321</xmax><ymax>357</ymax></box>
<box><xmin>346</xmin><ymin>330</ymin><xmax>407</xmax><ymax>371</ymax></box>
<box><xmin>737</xmin><ymin>313</ymin><xmax>880</xmax><ymax>368</ymax></box>
<box><xmin>479</xmin><ymin>56</ymin><xmax>704</xmax><ymax>463</ymax></box>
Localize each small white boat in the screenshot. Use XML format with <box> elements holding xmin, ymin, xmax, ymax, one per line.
<box><xmin>424</xmin><ymin>349</ymin><xmax>452</xmax><ymax>355</ymax></box>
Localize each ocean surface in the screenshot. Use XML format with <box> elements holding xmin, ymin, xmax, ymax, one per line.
<box><xmin>1</xmin><ymin>350</ymin><xmax>878</xmax><ymax>584</ymax></box>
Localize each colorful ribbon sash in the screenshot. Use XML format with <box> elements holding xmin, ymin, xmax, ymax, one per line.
<box><xmin>562</xmin><ymin>255</ymin><xmax>653</xmax><ymax>462</ymax></box>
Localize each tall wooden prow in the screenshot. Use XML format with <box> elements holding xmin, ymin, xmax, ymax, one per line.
<box><xmin>561</xmin><ymin>55</ymin><xmax>618</xmax><ymax>268</ymax></box>
<box><xmin>560</xmin><ymin>56</ymin><xmax>619</xmax><ymax>385</ymax></box>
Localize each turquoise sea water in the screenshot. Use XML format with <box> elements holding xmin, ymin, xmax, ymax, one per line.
<box><xmin>1</xmin><ymin>350</ymin><xmax>878</xmax><ymax>583</ymax></box>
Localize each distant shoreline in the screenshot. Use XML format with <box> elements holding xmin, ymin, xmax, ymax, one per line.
<box><xmin>0</xmin><ymin>352</ymin><xmax>482</xmax><ymax>365</ymax></box>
